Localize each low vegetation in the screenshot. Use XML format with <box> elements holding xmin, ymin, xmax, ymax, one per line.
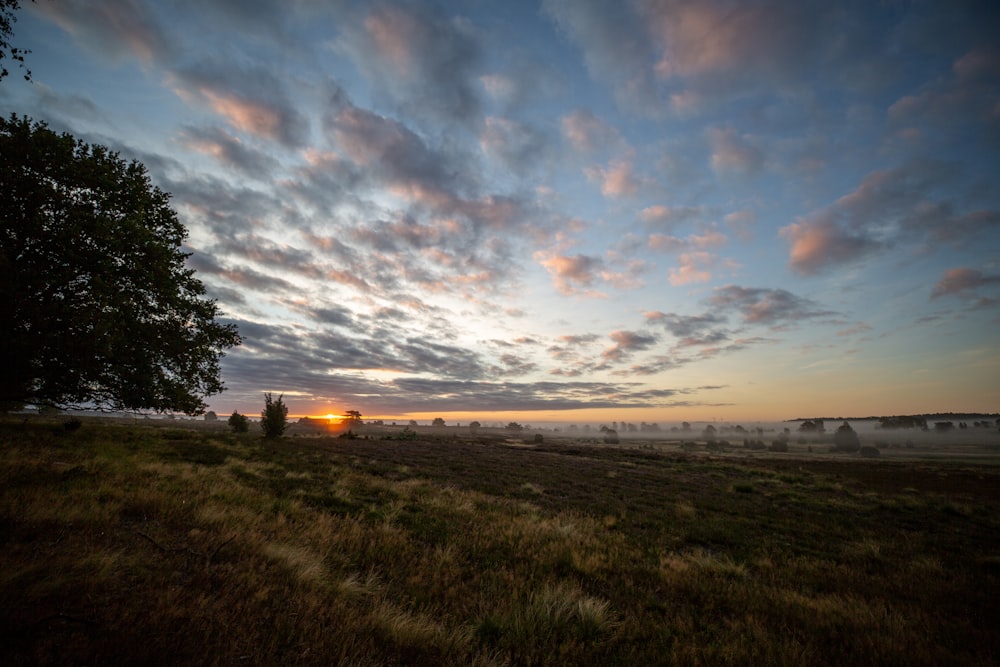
<box><xmin>2</xmin><ymin>417</ymin><xmax>998</xmax><ymax>665</ymax></box>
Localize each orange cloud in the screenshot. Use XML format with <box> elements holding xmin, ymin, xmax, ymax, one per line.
<box><xmin>202</xmin><ymin>90</ymin><xmax>283</xmax><ymax>140</ymax></box>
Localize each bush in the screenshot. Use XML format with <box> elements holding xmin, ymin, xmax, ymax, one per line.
<box><xmin>833</xmin><ymin>421</ymin><xmax>861</xmax><ymax>453</ymax></box>
<box><xmin>859</xmin><ymin>445</ymin><xmax>880</xmax><ymax>458</ymax></box>
<box><xmin>228</xmin><ymin>411</ymin><xmax>249</xmax><ymax>433</ymax></box>
<box><xmin>62</xmin><ymin>418</ymin><xmax>82</xmax><ymax>432</ymax></box>
<box><xmin>261</xmin><ymin>393</ymin><xmax>287</xmax><ymax>438</ymax></box>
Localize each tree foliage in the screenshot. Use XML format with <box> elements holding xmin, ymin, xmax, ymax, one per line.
<box><xmin>0</xmin><ymin>115</ymin><xmax>241</xmax><ymax>413</ymax></box>
<box><xmin>0</xmin><ymin>0</ymin><xmax>32</xmax><ymax>82</ymax></box>
<box><xmin>228</xmin><ymin>411</ymin><xmax>249</xmax><ymax>434</ymax></box>
<box><xmin>261</xmin><ymin>393</ymin><xmax>287</xmax><ymax>438</ymax></box>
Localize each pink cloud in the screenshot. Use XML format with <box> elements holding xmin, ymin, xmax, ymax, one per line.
<box><xmin>364</xmin><ymin>8</ymin><xmax>418</xmax><ymax>77</ymax></box>
<box><xmin>535</xmin><ymin>252</ymin><xmax>605</xmax><ymax>296</ymax></box>
<box><xmin>931</xmin><ymin>268</ymin><xmax>1000</xmax><ymax>299</ymax></box>
<box><xmin>639</xmin><ymin>204</ymin><xmax>706</xmax><ymax>230</ymax></box>
<box><xmin>561</xmin><ymin>110</ymin><xmax>623</xmax><ymax>153</ymax></box>
<box><xmin>202</xmin><ymin>90</ymin><xmax>284</xmax><ymax>140</ymax></box>
<box><xmin>779</xmin><ymin>216</ymin><xmax>879</xmax><ymax>275</ymax></box>
<box><xmin>953</xmin><ymin>48</ymin><xmax>1000</xmax><ymax>82</ymax></box>
<box><xmin>601</xmin><ymin>259</ymin><xmax>648</xmax><ymax>290</ymax></box>
<box><xmin>644</xmin><ymin>2</ymin><xmax>806</xmax><ymax>81</ymax></box>
<box><xmin>38</xmin><ymin>0</ymin><xmax>172</xmax><ymax>64</ymax></box>
<box><xmin>585</xmin><ymin>157</ymin><xmax>640</xmax><ymax>198</ymax></box>
<box><xmin>668</xmin><ymin>252</ymin><xmax>715</xmax><ymax>286</ymax></box>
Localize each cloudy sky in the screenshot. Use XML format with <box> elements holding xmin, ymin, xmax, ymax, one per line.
<box><xmin>3</xmin><ymin>0</ymin><xmax>998</xmax><ymax>423</ymax></box>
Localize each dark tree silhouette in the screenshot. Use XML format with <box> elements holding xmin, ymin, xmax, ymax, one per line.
<box><xmin>832</xmin><ymin>421</ymin><xmax>861</xmax><ymax>453</ymax></box>
<box><xmin>0</xmin><ymin>116</ymin><xmax>241</xmax><ymax>413</ymax></box>
<box><xmin>344</xmin><ymin>410</ymin><xmax>363</xmax><ymax>425</ymax></box>
<box><xmin>228</xmin><ymin>411</ymin><xmax>249</xmax><ymax>433</ymax></box>
<box><xmin>0</xmin><ymin>0</ymin><xmax>32</xmax><ymax>82</ymax></box>
<box><xmin>261</xmin><ymin>393</ymin><xmax>287</xmax><ymax>438</ymax></box>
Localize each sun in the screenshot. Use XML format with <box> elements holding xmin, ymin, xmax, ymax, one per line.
<box><xmin>324</xmin><ymin>413</ymin><xmax>336</xmax><ymax>421</ymax></box>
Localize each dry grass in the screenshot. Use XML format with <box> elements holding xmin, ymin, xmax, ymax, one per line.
<box><xmin>1</xmin><ymin>417</ymin><xmax>998</xmax><ymax>666</ymax></box>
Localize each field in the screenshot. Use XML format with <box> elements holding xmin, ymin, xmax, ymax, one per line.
<box><xmin>2</xmin><ymin>418</ymin><xmax>998</xmax><ymax>666</ymax></box>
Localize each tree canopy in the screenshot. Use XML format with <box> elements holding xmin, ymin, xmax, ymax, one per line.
<box><xmin>0</xmin><ymin>115</ymin><xmax>241</xmax><ymax>414</ymax></box>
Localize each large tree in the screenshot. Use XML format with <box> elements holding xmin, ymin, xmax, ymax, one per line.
<box><xmin>0</xmin><ymin>115</ymin><xmax>241</xmax><ymax>414</ymax></box>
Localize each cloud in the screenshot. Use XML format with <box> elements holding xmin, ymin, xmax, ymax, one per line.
<box><xmin>889</xmin><ymin>46</ymin><xmax>1000</xmax><ymax>147</ymax></box>
<box><xmin>602</xmin><ymin>330</ymin><xmax>658</xmax><ymax>362</ymax></box>
<box><xmin>561</xmin><ymin>109</ymin><xmax>624</xmax><ymax>153</ymax></box>
<box><xmin>169</xmin><ymin>64</ymin><xmax>308</xmax><ymax>146</ymax></box>
<box><xmin>837</xmin><ymin>322</ymin><xmax>873</xmax><ymax>338</ymax></box>
<box><xmin>601</xmin><ymin>260</ymin><xmax>648</xmax><ymax>291</ymax></box>
<box><xmin>176</xmin><ymin>125</ymin><xmax>278</xmax><ymax>178</ymax></box>
<box><xmin>931</xmin><ymin>268</ymin><xmax>1000</xmax><ymax>299</ymax></box>
<box><xmin>779</xmin><ymin>160</ymin><xmax>999</xmax><ymax>275</ymax></box>
<box><xmin>708</xmin><ymin>126</ymin><xmax>763</xmax><ymax>176</ymax></box>
<box><xmin>709</xmin><ymin>285</ymin><xmax>836</xmax><ymax>326</ymax></box>
<box><xmin>585</xmin><ymin>156</ymin><xmax>642</xmax><ymax>198</ymax></box>
<box><xmin>724</xmin><ymin>209</ymin><xmax>757</xmax><ymax>241</ymax></box>
<box><xmin>340</xmin><ymin>3</ymin><xmax>483</xmax><ymax>125</ymax></box>
<box><xmin>480</xmin><ymin>116</ymin><xmax>550</xmax><ymax>173</ymax></box>
<box><xmin>643</xmin><ymin>1</ymin><xmax>814</xmax><ymax>83</ymax></box>
<box><xmin>638</xmin><ymin>204</ymin><xmax>705</xmax><ymax>229</ymax></box>
<box><xmin>668</xmin><ymin>251</ymin><xmax>716</xmax><ymax>286</ymax></box>
<box><xmin>645</xmin><ymin>311</ymin><xmax>723</xmax><ymax>336</ymax></box>
<box><xmin>535</xmin><ymin>252</ymin><xmax>605</xmax><ymax>296</ymax></box>
<box><xmin>37</xmin><ymin>0</ymin><xmax>174</xmax><ymax>64</ymax></box>
<box><xmin>542</xmin><ymin>0</ymin><xmax>659</xmax><ymax>113</ymax></box>
<box><xmin>647</xmin><ymin>229</ymin><xmax>727</xmax><ymax>258</ymax></box>
<box><xmin>779</xmin><ymin>216</ymin><xmax>881</xmax><ymax>276</ymax></box>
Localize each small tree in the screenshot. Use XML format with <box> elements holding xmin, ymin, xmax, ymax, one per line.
<box><xmin>228</xmin><ymin>411</ymin><xmax>249</xmax><ymax>433</ymax></box>
<box><xmin>432</xmin><ymin>417</ymin><xmax>446</xmax><ymax>427</ymax></box>
<box><xmin>204</xmin><ymin>411</ymin><xmax>218</xmax><ymax>422</ymax></box>
<box><xmin>832</xmin><ymin>421</ymin><xmax>860</xmax><ymax>453</ymax></box>
<box><xmin>344</xmin><ymin>409</ymin><xmax>363</xmax><ymax>425</ymax></box>
<box><xmin>261</xmin><ymin>393</ymin><xmax>287</xmax><ymax>438</ymax></box>
<box><xmin>469</xmin><ymin>420</ymin><xmax>481</xmax><ymax>433</ymax></box>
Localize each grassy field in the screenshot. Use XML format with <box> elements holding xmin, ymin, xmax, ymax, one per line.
<box><xmin>2</xmin><ymin>418</ymin><xmax>998</xmax><ymax>666</ymax></box>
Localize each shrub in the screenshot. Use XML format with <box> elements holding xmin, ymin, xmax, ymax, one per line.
<box><xmin>859</xmin><ymin>445</ymin><xmax>880</xmax><ymax>458</ymax></box>
<box><xmin>833</xmin><ymin>421</ymin><xmax>861</xmax><ymax>453</ymax></box>
<box><xmin>62</xmin><ymin>418</ymin><xmax>82</xmax><ymax>432</ymax></box>
<box><xmin>261</xmin><ymin>393</ymin><xmax>288</xmax><ymax>438</ymax></box>
<box><xmin>769</xmin><ymin>440</ymin><xmax>789</xmax><ymax>453</ymax></box>
<box><xmin>228</xmin><ymin>411</ymin><xmax>249</xmax><ymax>433</ymax></box>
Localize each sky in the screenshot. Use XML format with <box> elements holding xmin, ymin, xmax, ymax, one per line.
<box><xmin>2</xmin><ymin>0</ymin><xmax>999</xmax><ymax>424</ymax></box>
